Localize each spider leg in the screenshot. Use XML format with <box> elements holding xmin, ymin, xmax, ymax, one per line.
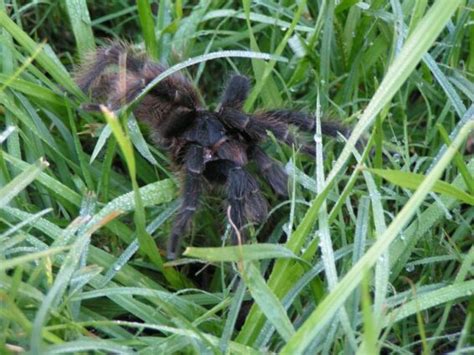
<box><xmin>255</xmin><ymin>110</ymin><xmax>350</xmax><ymax>139</ymax></box>
<box><xmin>248</xmin><ymin>145</ymin><xmax>288</xmax><ymax>197</ymax></box>
<box><xmin>219</xmin><ymin>75</ymin><xmax>250</xmax><ymax>111</ymax></box>
<box><xmin>218</xmin><ymin>108</ymin><xmax>315</xmax><ymax>154</ymax></box>
<box><xmin>167</xmin><ymin>144</ymin><xmax>204</xmax><ymax>259</ymax></box>
<box><xmin>75</xmin><ymin>41</ymin><xmax>145</xmax><ymax>93</ymax></box>
<box><xmin>222</xmin><ymin>161</ymin><xmax>268</xmax><ymax>243</ymax></box>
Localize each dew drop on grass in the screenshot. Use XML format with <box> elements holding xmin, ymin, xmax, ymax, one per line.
<box><xmin>445</xmin><ymin>210</ymin><xmax>453</xmax><ymax>221</ymax></box>
<box><xmin>369</xmin><ymin>191</ymin><xmax>381</xmax><ymax>200</ymax></box>
<box><xmin>405</xmin><ymin>264</ymin><xmax>415</xmax><ymax>272</ymax></box>
<box><xmin>356</xmin><ymin>2</ymin><xmax>370</xmax><ymax>10</ymax></box>
<box><xmin>313</xmin><ymin>133</ymin><xmax>322</xmax><ymax>144</ymax></box>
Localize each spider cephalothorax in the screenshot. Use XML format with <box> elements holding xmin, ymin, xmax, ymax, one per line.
<box><xmin>75</xmin><ymin>42</ymin><xmax>349</xmax><ymax>259</ymax></box>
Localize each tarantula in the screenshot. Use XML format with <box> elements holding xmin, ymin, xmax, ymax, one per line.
<box><xmin>75</xmin><ymin>42</ymin><xmax>349</xmax><ymax>259</ymax></box>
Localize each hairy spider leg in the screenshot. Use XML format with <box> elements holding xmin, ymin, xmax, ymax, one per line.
<box><xmin>255</xmin><ymin>110</ymin><xmax>350</xmax><ymax>140</ymax></box>
<box><xmin>219</xmin><ymin>75</ymin><xmax>251</xmax><ymax>111</ymax></box>
<box><xmin>247</xmin><ymin>145</ymin><xmax>288</xmax><ymax>197</ymax></box>
<box><xmin>218</xmin><ymin>75</ymin><xmax>349</xmax><ymax>143</ymax></box>
<box><xmin>218</xmin><ymin>107</ymin><xmax>316</xmax><ymax>155</ymax></box>
<box><xmin>221</xmin><ymin>161</ymin><xmax>268</xmax><ymax>243</ymax></box>
<box><xmin>75</xmin><ymin>41</ymin><xmax>146</xmax><ymax>93</ymax></box>
<box><xmin>167</xmin><ymin>144</ymin><xmax>204</xmax><ymax>260</ymax></box>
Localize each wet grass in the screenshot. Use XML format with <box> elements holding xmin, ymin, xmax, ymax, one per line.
<box><xmin>0</xmin><ymin>0</ymin><xmax>473</xmax><ymax>353</ymax></box>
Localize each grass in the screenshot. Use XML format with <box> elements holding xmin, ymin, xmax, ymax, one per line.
<box><xmin>0</xmin><ymin>0</ymin><xmax>473</xmax><ymax>353</ymax></box>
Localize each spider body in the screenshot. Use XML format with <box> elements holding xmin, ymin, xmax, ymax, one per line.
<box><xmin>75</xmin><ymin>42</ymin><xmax>349</xmax><ymax>259</ymax></box>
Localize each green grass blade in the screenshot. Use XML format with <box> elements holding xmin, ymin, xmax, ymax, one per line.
<box><xmin>0</xmin><ymin>11</ymin><xmax>82</xmax><ymax>97</ymax></box>
<box><xmin>236</xmin><ymin>0</ymin><xmax>469</xmax><ymax>337</ymax></box>
<box><xmin>326</xmin><ymin>0</ymin><xmax>463</xmax><ymax>184</ymax></box>
<box><xmin>137</xmin><ymin>0</ymin><xmax>158</xmax><ymax>58</ymax></box>
<box><xmin>437</xmin><ymin>121</ymin><xmax>474</xmax><ymax>194</ymax></box>
<box><xmin>385</xmin><ymin>280</ymin><xmax>474</xmax><ymax>325</ymax></box>
<box><xmin>183</xmin><ymin>244</ymin><xmax>299</xmax><ymax>262</ymax></box>
<box><xmin>281</xmin><ymin>120</ymin><xmax>473</xmax><ymax>353</ymax></box>
<box><xmin>241</xmin><ymin>262</ymin><xmax>295</xmax><ymax>342</ymax></box>
<box><xmin>0</xmin><ymin>247</ymin><xmax>67</xmax><ymax>272</ymax></box>
<box><xmin>44</xmin><ymin>339</ymin><xmax>132</xmax><ymax>354</ymax></box>
<box><xmin>64</xmin><ymin>0</ymin><xmax>95</xmax><ymax>56</ymax></box>
<box><xmin>126</xmin><ymin>50</ymin><xmax>287</xmax><ymax>112</ymax></box>
<box><xmin>0</xmin><ymin>157</ymin><xmax>49</xmax><ymax>208</ymax></box>
<box><xmin>2</xmin><ymin>152</ymin><xmax>82</xmax><ymax>206</ymax></box>
<box><xmin>219</xmin><ymin>280</ymin><xmax>246</xmax><ymax>353</ymax></box>
<box><xmin>369</xmin><ymin>168</ymin><xmax>474</xmax><ymax>205</ymax></box>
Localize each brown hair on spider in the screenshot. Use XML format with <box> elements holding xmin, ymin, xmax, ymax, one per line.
<box><xmin>75</xmin><ymin>41</ymin><xmax>350</xmax><ymax>259</ymax></box>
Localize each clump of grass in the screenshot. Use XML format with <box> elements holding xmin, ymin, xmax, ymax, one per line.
<box><xmin>1</xmin><ymin>1</ymin><xmax>473</xmax><ymax>353</ymax></box>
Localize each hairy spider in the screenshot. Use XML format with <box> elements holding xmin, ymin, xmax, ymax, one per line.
<box><xmin>75</xmin><ymin>42</ymin><xmax>350</xmax><ymax>259</ymax></box>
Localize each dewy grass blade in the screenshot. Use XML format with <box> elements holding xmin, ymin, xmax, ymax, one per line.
<box><xmin>325</xmin><ymin>0</ymin><xmax>463</xmax><ymax>185</ymax></box>
<box><xmin>281</xmin><ymin>120</ymin><xmax>474</xmax><ymax>354</ymax></box>
<box><xmin>385</xmin><ymin>279</ymin><xmax>474</xmax><ymax>325</ymax></box>
<box><xmin>243</xmin><ymin>0</ymin><xmax>306</xmax><ymax>110</ymax></box>
<box><xmin>0</xmin><ymin>125</ymin><xmax>16</xmax><ymax>144</ymax></box>
<box><xmin>355</xmin><ymin>148</ymin><xmax>389</xmax><ymax>350</ymax></box>
<box><xmin>219</xmin><ymin>280</ymin><xmax>246</xmax><ymax>353</ymax></box>
<box><xmin>125</xmin><ymin>50</ymin><xmax>287</xmax><ymax>112</ymax></box>
<box><xmin>0</xmin><ymin>157</ymin><xmax>49</xmax><ymax>208</ymax></box>
<box><xmin>0</xmin><ymin>208</ymin><xmax>52</xmax><ymax>242</ymax></box>
<box><xmin>238</xmin><ymin>0</ymin><xmax>464</xmax><ymax>339</ymax></box>
<box><xmin>2</xmin><ymin>152</ymin><xmax>82</xmax><ymax>206</ymax></box>
<box><xmin>64</xmin><ymin>0</ymin><xmax>95</xmax><ymax>56</ymax></box>
<box><xmin>101</xmin><ymin>107</ymin><xmax>185</xmax><ymax>286</ymax></box>
<box><xmin>100</xmin><ymin>106</ymin><xmax>167</xmax><ymax>275</ymax></box>
<box><xmin>389</xmin><ymin>158</ymin><xmax>474</xmax><ymax>278</ymax></box>
<box><xmin>30</xmin><ymin>233</ymin><xmax>91</xmax><ymax>353</ymax></box>
<box><xmin>241</xmin><ymin>262</ymin><xmax>295</xmax><ymax>342</ymax></box>
<box><xmin>183</xmin><ymin>244</ymin><xmax>299</xmax><ymax>262</ymax></box>
<box><xmin>0</xmin><ymin>246</ymin><xmax>68</xmax><ymax>272</ymax></box>
<box><xmin>0</xmin><ymin>11</ymin><xmax>83</xmax><ymax>97</ymax></box>
<box><xmin>314</xmin><ymin>93</ymin><xmax>357</xmax><ymax>349</ymax></box>
<box><xmin>0</xmin><ymin>41</ymin><xmax>46</xmax><ymax>93</ymax></box>
<box><xmin>137</xmin><ymin>0</ymin><xmax>158</xmax><ymax>58</ymax></box>
<box><xmin>369</xmin><ymin>168</ymin><xmax>474</xmax><ymax>205</ymax></box>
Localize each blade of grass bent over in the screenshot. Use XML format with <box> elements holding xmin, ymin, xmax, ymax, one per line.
<box><xmin>100</xmin><ymin>106</ymin><xmax>182</xmax><ymax>287</ymax></box>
